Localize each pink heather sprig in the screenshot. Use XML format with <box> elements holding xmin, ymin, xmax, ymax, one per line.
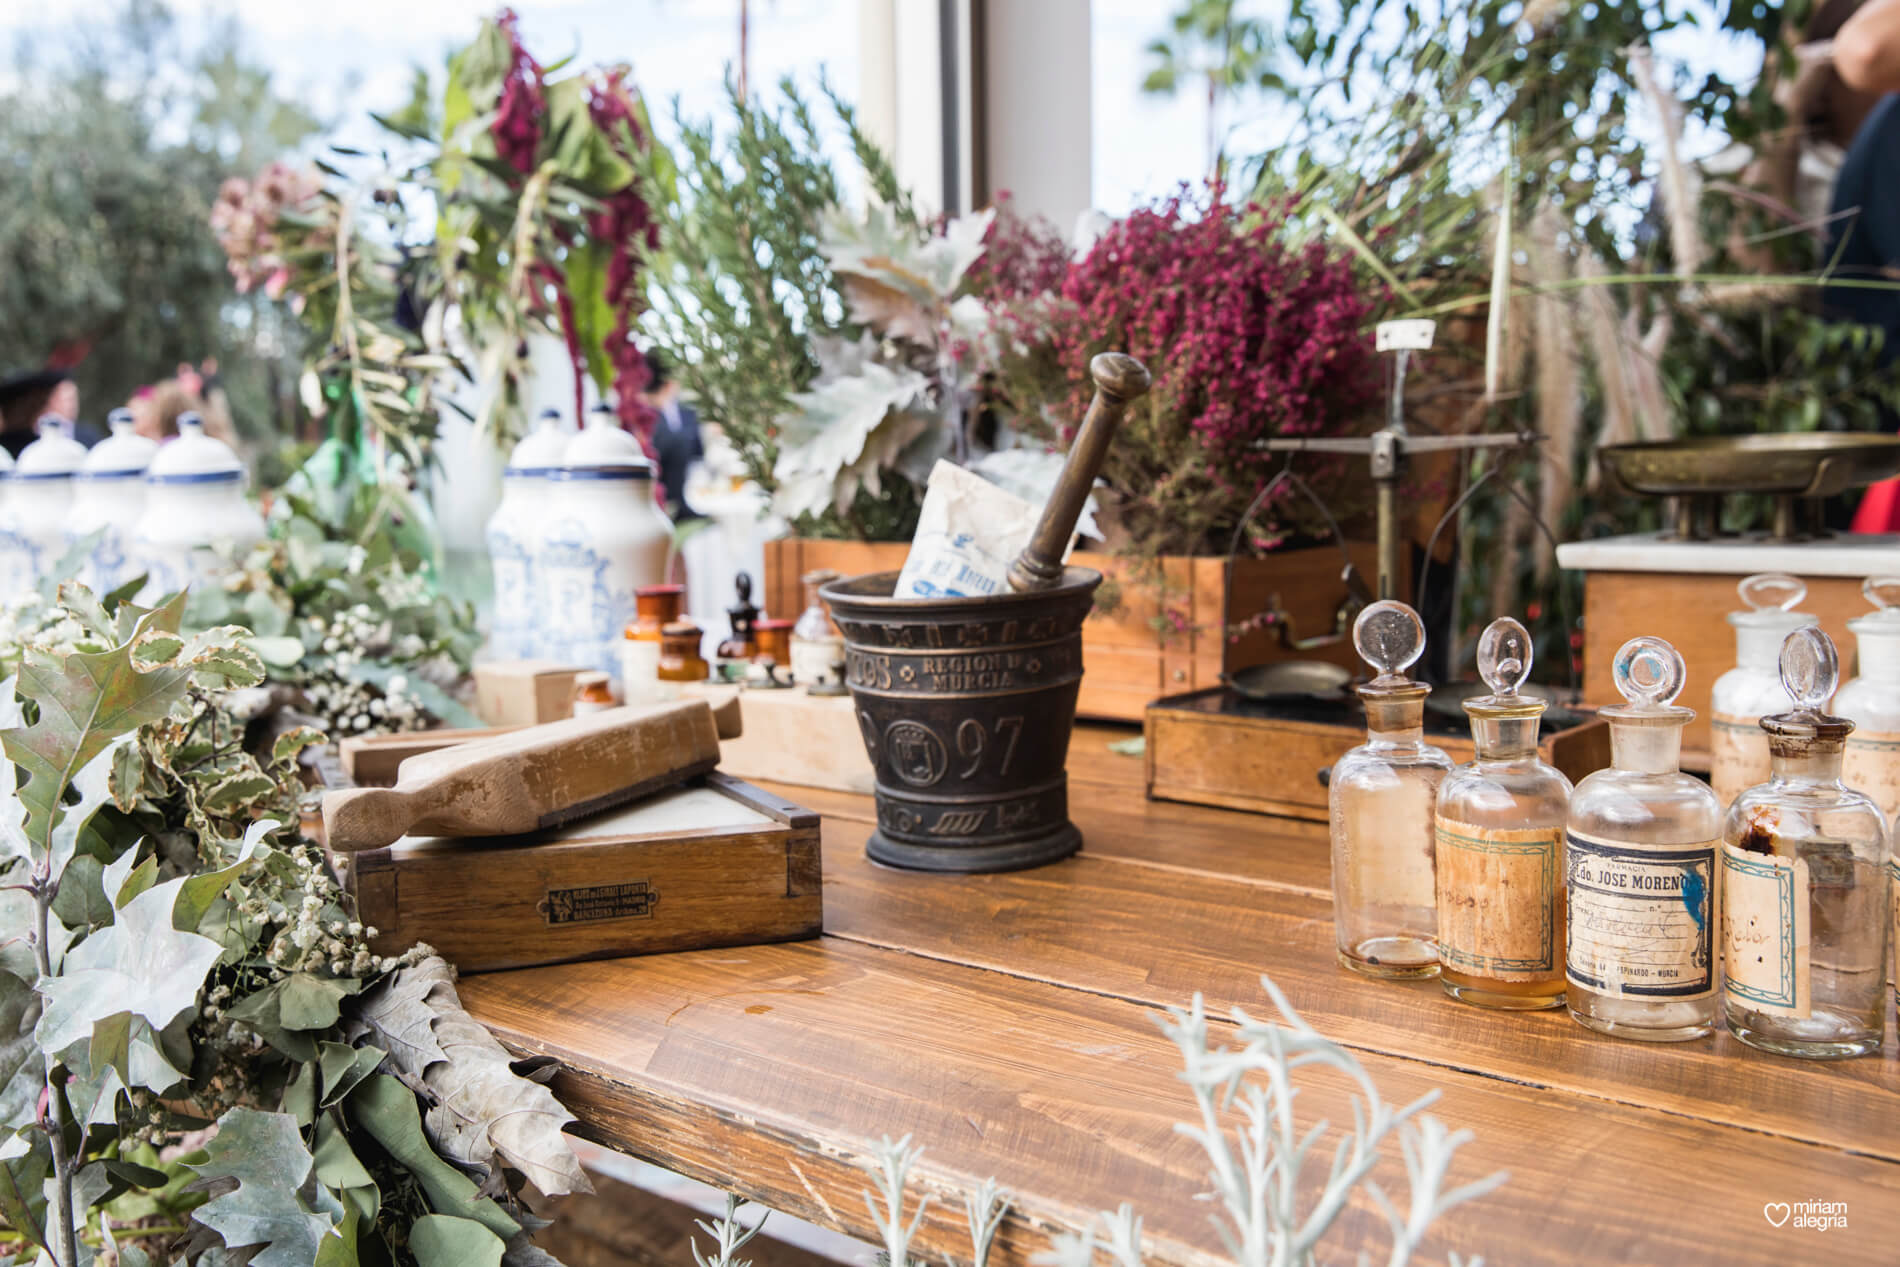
<box><xmin>491</xmin><ymin>9</ymin><xmax>545</xmax><ymax>175</ymax></box>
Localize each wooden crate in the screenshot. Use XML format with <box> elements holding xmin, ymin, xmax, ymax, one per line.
<box><xmin>1144</xmin><ymin>687</ymin><xmax>1611</xmax><ymax>822</ymax></box>
<box><xmin>326</xmin><ymin>773</ymin><xmax>822</xmax><ymax>974</ymax></box>
<box><xmin>764</xmin><ymin>538</ymin><xmax>1391</xmax><ymax>723</ymax></box>
<box><xmin>1579</xmin><ymin>569</ymin><xmax>1875</xmax><ymax>770</ymax></box>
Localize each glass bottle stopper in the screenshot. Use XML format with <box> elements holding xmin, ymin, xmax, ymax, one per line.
<box><xmin>1778</xmin><ymin>626</ymin><xmax>1837</xmax><ymax>717</ymax></box>
<box><xmin>1612</xmin><ymin>635</ymin><xmax>1686</xmax><ymax>711</ymax></box>
<box><xmin>1738</xmin><ymin>572</ymin><xmax>1806</xmax><ymax>612</ymax></box>
<box><xmin>1353</xmin><ymin>599</ymin><xmax>1424</xmax><ymax>689</ymax></box>
<box><xmin>1477</xmin><ymin>616</ymin><xmax>1532</xmax><ymax>698</ymax></box>
<box><xmin>1861</xmin><ymin>576</ymin><xmax>1900</xmax><ymax>619</ymax></box>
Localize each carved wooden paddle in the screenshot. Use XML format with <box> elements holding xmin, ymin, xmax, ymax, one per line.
<box><xmin>321</xmin><ymin>696</ymin><xmax>737</xmax><ymax>851</ymax></box>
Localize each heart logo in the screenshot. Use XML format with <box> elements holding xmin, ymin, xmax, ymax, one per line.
<box><xmin>1763</xmin><ymin>1203</ymin><xmax>1792</xmax><ymax>1228</ymax></box>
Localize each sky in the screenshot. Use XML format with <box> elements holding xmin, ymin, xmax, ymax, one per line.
<box><xmin>0</xmin><ymin>0</ymin><xmax>1769</xmax><ymax>215</ymax></box>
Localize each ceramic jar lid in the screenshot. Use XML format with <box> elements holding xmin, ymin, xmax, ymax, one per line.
<box><xmin>146</xmin><ymin>413</ymin><xmax>244</xmax><ymax>484</ymax></box>
<box><xmin>505</xmin><ymin>409</ymin><xmax>569</xmax><ymax>476</ymax></box>
<box><xmin>81</xmin><ymin>409</ymin><xmax>159</xmax><ymax>479</ymax></box>
<box><xmin>557</xmin><ymin>404</ymin><xmax>653</xmax><ymax>480</ymax></box>
<box><xmin>15</xmin><ymin>420</ymin><xmax>88</xmax><ymax>480</ymax></box>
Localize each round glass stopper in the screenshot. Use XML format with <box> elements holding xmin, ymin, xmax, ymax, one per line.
<box><xmin>1778</xmin><ymin>626</ymin><xmax>1838</xmax><ymax>711</ymax></box>
<box><xmin>1477</xmin><ymin>617</ymin><xmax>1532</xmax><ymax>698</ymax></box>
<box><xmin>1613</xmin><ymin>635</ymin><xmax>1685</xmax><ymax>708</ymax></box>
<box><xmin>1353</xmin><ymin>600</ymin><xmax>1424</xmax><ymax>683</ymax></box>
<box><xmin>1738</xmin><ymin>572</ymin><xmax>1806</xmax><ymax>612</ymax></box>
<box><xmin>1863</xmin><ymin>576</ymin><xmax>1900</xmax><ymax>612</ymax></box>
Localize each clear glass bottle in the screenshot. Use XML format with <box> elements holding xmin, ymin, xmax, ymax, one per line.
<box><xmin>1566</xmin><ymin>636</ymin><xmax>1723</xmax><ymax>1041</ymax></box>
<box><xmin>1836</xmin><ymin>576</ymin><xmax>1900</xmax><ymax>825</ymax></box>
<box><xmin>791</xmin><ymin>567</ymin><xmax>844</xmax><ymax>688</ymax></box>
<box><xmin>1435</xmin><ymin>617</ymin><xmax>1573</xmax><ymax>1009</ymax></box>
<box><xmin>1329</xmin><ymin>600</ymin><xmax>1453</xmax><ymax>980</ymax></box>
<box><xmin>1709</xmin><ymin>573</ymin><xmax>1816</xmax><ymax>809</ymax></box>
<box><xmin>1722</xmin><ymin>628</ymin><xmax>1891</xmax><ymax>1059</ymax></box>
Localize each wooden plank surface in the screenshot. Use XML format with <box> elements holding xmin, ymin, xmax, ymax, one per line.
<box><xmin>461</xmin><ymin>940</ymin><xmax>1900</xmax><ymax>1267</ymax></box>
<box><xmin>460</xmin><ymin>726</ymin><xmax>1900</xmax><ymax>1267</ymax></box>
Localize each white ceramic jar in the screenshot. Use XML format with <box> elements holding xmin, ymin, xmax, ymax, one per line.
<box><xmin>535</xmin><ymin>405</ymin><xmax>673</xmax><ymax>682</ymax></box>
<box><xmin>0</xmin><ymin>422</ymin><xmax>88</xmax><ymax>600</ymax></box>
<box><xmin>485</xmin><ymin>409</ymin><xmax>568</xmax><ymax>661</ymax></box>
<box><xmin>1709</xmin><ymin>573</ymin><xmax>1817</xmax><ymax>809</ymax></box>
<box><xmin>66</xmin><ymin>408</ymin><xmax>158</xmax><ymax>595</ymax></box>
<box><xmin>1838</xmin><ymin>576</ymin><xmax>1900</xmax><ymax>822</ymax></box>
<box><xmin>129</xmin><ymin>413</ymin><xmax>266</xmax><ymax>601</ymax></box>
<box><xmin>0</xmin><ymin>448</ymin><xmax>15</xmax><ymax>597</ymax></box>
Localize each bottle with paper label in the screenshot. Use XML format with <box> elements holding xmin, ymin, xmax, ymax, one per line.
<box><xmin>1328</xmin><ymin>600</ymin><xmax>1454</xmax><ymax>980</ymax></box>
<box><xmin>1835</xmin><ymin>576</ymin><xmax>1900</xmax><ymax>825</ymax></box>
<box><xmin>1722</xmin><ymin>627</ymin><xmax>1891</xmax><ymax>1060</ymax></box>
<box><xmin>1565</xmin><ymin>636</ymin><xmax>1724</xmax><ymax>1041</ymax></box>
<box><xmin>1709</xmin><ymin>573</ymin><xmax>1816</xmax><ymax>809</ymax></box>
<box><xmin>1435</xmin><ymin>617</ymin><xmax>1572</xmax><ymax>1009</ymax></box>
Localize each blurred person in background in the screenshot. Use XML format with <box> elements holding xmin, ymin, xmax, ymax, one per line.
<box><xmin>641</xmin><ymin>349</ymin><xmax>703</xmax><ymax>521</ymax></box>
<box><xmin>1818</xmin><ymin>0</ymin><xmax>1900</xmax><ymax>528</ymax></box>
<box><xmin>142</xmin><ymin>378</ymin><xmax>209</xmax><ymax>442</ymax></box>
<box><xmin>0</xmin><ymin>368</ymin><xmax>73</xmax><ymax>457</ymax></box>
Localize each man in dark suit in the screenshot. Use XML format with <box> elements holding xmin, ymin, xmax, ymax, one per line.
<box><xmin>643</xmin><ymin>350</ymin><xmax>704</xmax><ymax>521</ymax></box>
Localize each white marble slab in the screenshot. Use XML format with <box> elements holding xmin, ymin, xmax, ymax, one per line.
<box><xmin>391</xmin><ymin>785</ymin><xmax>772</xmax><ymax>855</ymax></box>
<box><xmin>1557</xmin><ymin>532</ymin><xmax>1900</xmax><ymax>577</ymax></box>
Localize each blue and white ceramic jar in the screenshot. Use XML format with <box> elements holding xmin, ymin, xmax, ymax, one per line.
<box><xmin>0</xmin><ymin>422</ymin><xmax>87</xmax><ymax>600</ymax></box>
<box><xmin>535</xmin><ymin>405</ymin><xmax>672</xmax><ymax>683</ymax></box>
<box><xmin>485</xmin><ymin>409</ymin><xmax>568</xmax><ymax>660</ymax></box>
<box><xmin>128</xmin><ymin>413</ymin><xmax>265</xmax><ymax>601</ymax></box>
<box><xmin>66</xmin><ymin>408</ymin><xmax>158</xmax><ymax>595</ymax></box>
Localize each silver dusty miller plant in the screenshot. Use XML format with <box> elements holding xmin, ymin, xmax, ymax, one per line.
<box><xmin>817</xmin><ymin>973</ymin><xmax>1501</xmax><ymax>1267</ymax></box>
<box><xmin>1158</xmin><ymin>975</ymin><xmax>1506</xmax><ymax>1267</ymax></box>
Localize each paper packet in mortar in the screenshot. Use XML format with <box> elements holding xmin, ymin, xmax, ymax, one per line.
<box><xmin>894</xmin><ymin>460</ymin><xmax>1044</xmax><ymax>599</ymax></box>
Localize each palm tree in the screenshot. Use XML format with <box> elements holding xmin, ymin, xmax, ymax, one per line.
<box><xmin>1141</xmin><ymin>0</ymin><xmax>1280</xmax><ymax>183</ymax></box>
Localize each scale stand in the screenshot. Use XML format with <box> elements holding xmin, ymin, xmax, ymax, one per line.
<box><xmin>1261</xmin><ymin>319</ymin><xmax>1534</xmax><ymax>601</ymax></box>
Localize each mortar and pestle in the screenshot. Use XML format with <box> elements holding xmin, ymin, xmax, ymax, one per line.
<box><xmin>821</xmin><ymin>353</ymin><xmax>1153</xmax><ymax>872</ymax></box>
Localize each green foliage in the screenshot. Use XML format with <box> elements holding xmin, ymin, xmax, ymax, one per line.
<box><xmin>188</xmin><ymin>490</ymin><xmax>482</xmax><ymax>736</ymax></box>
<box><xmin>643</xmin><ymin>73</ymin><xmax>1029</xmax><ymax>543</ymax></box>
<box><xmin>0</xmin><ymin>1</ymin><xmax>324</xmax><ymax>440</ymax></box>
<box><xmin>186</xmin><ymin>1108</ymin><xmax>343</xmax><ymax>1267</ymax></box>
<box><xmin>0</xmin><ymin>584</ymin><xmax>581</xmax><ymax>1266</ymax></box>
<box><xmin>638</xmin><ymin>76</ymin><xmax>896</xmax><ymax>505</ymax></box>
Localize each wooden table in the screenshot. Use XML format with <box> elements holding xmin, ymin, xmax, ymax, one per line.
<box><xmin>459</xmin><ymin>727</ymin><xmax>1900</xmax><ymax>1266</ymax></box>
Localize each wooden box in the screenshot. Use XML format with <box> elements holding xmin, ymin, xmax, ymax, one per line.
<box><xmin>327</xmin><ymin>773</ymin><xmax>822</xmax><ymax>974</ymax></box>
<box><xmin>1144</xmin><ymin>687</ymin><xmax>1611</xmax><ymax>822</ymax></box>
<box><xmin>679</xmin><ymin>682</ymin><xmax>875</xmax><ymax>795</ymax></box>
<box><xmin>1559</xmin><ymin>535</ymin><xmax>1899</xmax><ymax>771</ymax></box>
<box><xmin>765</xmin><ymin>538</ymin><xmax>1393</xmax><ymax>724</ymax></box>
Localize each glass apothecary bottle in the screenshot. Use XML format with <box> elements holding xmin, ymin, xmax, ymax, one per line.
<box><xmin>1566</xmin><ymin>636</ymin><xmax>1723</xmax><ymax>1041</ymax></box>
<box><xmin>657</xmin><ymin>619</ymin><xmax>710</xmax><ymax>692</ymax></box>
<box><xmin>1722</xmin><ymin>628</ymin><xmax>1891</xmax><ymax>1059</ymax></box>
<box><xmin>571</xmin><ymin>671</ymin><xmax>616</xmax><ymax>715</ymax></box>
<box><xmin>1329</xmin><ymin>600</ymin><xmax>1453</xmax><ymax>979</ymax></box>
<box><xmin>1435</xmin><ymin>617</ymin><xmax>1572</xmax><ymax>1010</ymax></box>
<box><xmin>1836</xmin><ymin>576</ymin><xmax>1900</xmax><ymax>825</ymax></box>
<box><xmin>621</xmin><ymin>584</ymin><xmax>685</xmax><ymax>705</ymax></box>
<box><xmin>1710</xmin><ymin>573</ymin><xmax>1816</xmax><ymax>809</ymax></box>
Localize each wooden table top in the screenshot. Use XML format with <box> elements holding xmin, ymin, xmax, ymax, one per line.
<box><xmin>458</xmin><ymin>725</ymin><xmax>1900</xmax><ymax>1267</ymax></box>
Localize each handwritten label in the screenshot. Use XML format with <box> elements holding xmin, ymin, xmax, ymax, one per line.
<box><xmin>544</xmin><ymin>880</ymin><xmax>658</xmax><ymax>925</ymax></box>
<box><xmin>1842</xmin><ymin>730</ymin><xmax>1900</xmax><ymax>824</ymax></box>
<box><xmin>1565</xmin><ymin>831</ymin><xmax>1716</xmax><ymax>999</ymax></box>
<box><xmin>1710</xmin><ymin>711</ymin><xmax>1771</xmax><ymax>808</ymax></box>
<box><xmin>1434</xmin><ymin>819</ymin><xmax>1562</xmax><ymax>980</ymax></box>
<box><xmin>1722</xmin><ymin>844</ymin><xmax>1811</xmax><ymax>1019</ymax></box>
